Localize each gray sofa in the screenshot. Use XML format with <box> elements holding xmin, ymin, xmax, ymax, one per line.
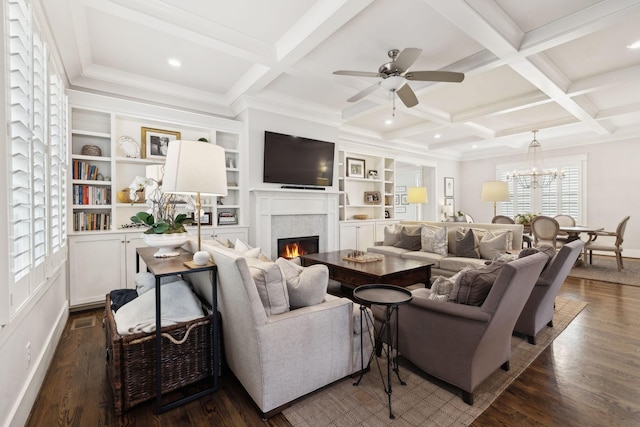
<box><xmin>368</xmin><ymin>221</ymin><xmax>524</xmax><ymax>277</ymax></box>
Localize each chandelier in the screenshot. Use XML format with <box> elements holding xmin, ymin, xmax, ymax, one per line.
<box><xmin>507</xmin><ymin>130</ymin><xmax>563</xmax><ymax>189</ymax></box>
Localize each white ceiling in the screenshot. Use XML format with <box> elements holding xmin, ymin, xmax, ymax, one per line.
<box><xmin>40</xmin><ymin>0</ymin><xmax>640</xmax><ymax>160</ymax></box>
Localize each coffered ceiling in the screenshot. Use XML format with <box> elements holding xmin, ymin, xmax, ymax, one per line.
<box><xmin>40</xmin><ymin>0</ymin><xmax>640</xmax><ymax>160</ymax></box>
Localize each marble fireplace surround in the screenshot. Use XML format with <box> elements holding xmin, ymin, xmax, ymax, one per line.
<box><xmin>251</xmin><ymin>189</ymin><xmax>340</xmax><ymax>259</ymax></box>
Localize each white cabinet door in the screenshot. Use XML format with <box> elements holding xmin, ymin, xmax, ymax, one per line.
<box><xmin>209</xmin><ymin>226</ymin><xmax>249</xmax><ymax>244</ymax></box>
<box><xmin>124</xmin><ymin>234</ymin><xmax>146</xmax><ymax>288</ymax></box>
<box><xmin>340</xmin><ymin>223</ymin><xmax>375</xmax><ymax>251</ymax></box>
<box><xmin>69</xmin><ymin>233</ymin><xmax>126</xmax><ymax>307</ymax></box>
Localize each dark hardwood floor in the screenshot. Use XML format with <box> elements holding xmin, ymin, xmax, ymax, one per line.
<box><xmin>26</xmin><ymin>276</ymin><xmax>640</xmax><ymax>426</ymax></box>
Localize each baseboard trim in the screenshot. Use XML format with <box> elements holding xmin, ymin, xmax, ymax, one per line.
<box><xmin>5</xmin><ymin>301</ymin><xmax>69</xmax><ymax>427</ymax></box>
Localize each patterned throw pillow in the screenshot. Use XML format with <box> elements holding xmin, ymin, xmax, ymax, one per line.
<box><xmin>420</xmin><ymin>225</ymin><xmax>448</xmax><ymax>256</ymax></box>
<box><xmin>428</xmin><ymin>276</ymin><xmax>454</xmax><ymax>302</ymax></box>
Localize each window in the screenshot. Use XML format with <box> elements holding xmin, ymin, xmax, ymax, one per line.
<box><xmin>497</xmin><ymin>156</ymin><xmax>586</xmax><ymax>223</ymax></box>
<box><xmin>5</xmin><ymin>0</ymin><xmax>68</xmax><ymax>320</ymax></box>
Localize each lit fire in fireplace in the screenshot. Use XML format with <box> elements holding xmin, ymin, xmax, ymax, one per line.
<box><xmin>283</xmin><ymin>243</ymin><xmax>306</xmax><ymax>258</ymax></box>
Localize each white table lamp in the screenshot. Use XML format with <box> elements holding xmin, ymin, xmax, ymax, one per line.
<box><xmin>162</xmin><ymin>140</ymin><xmax>228</xmax><ymax>265</ymax></box>
<box><xmin>481</xmin><ymin>181</ymin><xmax>510</xmax><ymax>217</ymax></box>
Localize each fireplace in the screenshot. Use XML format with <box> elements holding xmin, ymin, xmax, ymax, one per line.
<box><xmin>277</xmin><ymin>236</ymin><xmax>319</xmax><ymax>259</ymax></box>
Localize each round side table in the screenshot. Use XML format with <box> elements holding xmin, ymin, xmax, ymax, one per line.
<box><xmin>353</xmin><ymin>284</ymin><xmax>413</xmax><ymax>419</ymax></box>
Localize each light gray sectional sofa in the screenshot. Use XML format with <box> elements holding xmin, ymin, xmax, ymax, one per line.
<box><xmin>368</xmin><ymin>221</ymin><xmax>524</xmax><ymax>277</ymax></box>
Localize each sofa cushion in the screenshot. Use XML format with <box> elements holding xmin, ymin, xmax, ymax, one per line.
<box><xmin>382</xmin><ymin>223</ymin><xmax>404</xmax><ymax>246</ymax></box>
<box><xmin>275</xmin><ymin>257</ymin><xmax>328</xmax><ymax>308</ymax></box>
<box><xmin>368</xmin><ymin>245</ymin><xmax>410</xmax><ymax>257</ymax></box>
<box><xmin>454</xmin><ymin>228</ymin><xmax>480</xmax><ymax>258</ymax></box>
<box><xmin>393</xmin><ymin>227</ymin><xmax>422</xmax><ymax>251</ymax></box>
<box><xmin>427</xmin><ymin>276</ymin><xmax>454</xmax><ymax>302</ymax></box>
<box><xmin>420</xmin><ymin>225</ymin><xmax>448</xmax><ymax>256</ymax></box>
<box><xmin>478</xmin><ymin>230</ymin><xmax>511</xmax><ymax>259</ymax></box>
<box><xmin>401</xmin><ymin>250</ymin><xmax>444</xmax><ymax>268</ymax></box>
<box><xmin>439</xmin><ymin>256</ymin><xmax>487</xmax><ymax>273</ymax></box>
<box><xmin>450</xmin><ymin>260</ymin><xmax>508</xmax><ymax>306</ymax></box>
<box><xmin>246</xmin><ymin>257</ymin><xmax>289</xmax><ymax>315</ymax></box>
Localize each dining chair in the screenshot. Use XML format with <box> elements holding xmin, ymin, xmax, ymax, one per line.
<box><xmin>583</xmin><ymin>216</ymin><xmax>630</xmax><ymax>271</ymax></box>
<box><xmin>554</xmin><ymin>214</ymin><xmax>576</xmax><ymax>247</ymax></box>
<box><xmin>530</xmin><ymin>216</ymin><xmax>559</xmax><ymax>248</ymax></box>
<box><xmin>493</xmin><ymin>215</ymin><xmax>532</xmax><ymax>248</ymax></box>
<box><xmin>491</xmin><ymin>215</ymin><xmax>514</xmax><ymax>224</ymax></box>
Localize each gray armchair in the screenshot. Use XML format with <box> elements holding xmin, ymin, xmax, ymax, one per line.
<box><xmin>514</xmin><ymin>240</ymin><xmax>584</xmax><ymax>344</ymax></box>
<box><xmin>377</xmin><ymin>252</ymin><xmax>547</xmax><ymax>405</ymax></box>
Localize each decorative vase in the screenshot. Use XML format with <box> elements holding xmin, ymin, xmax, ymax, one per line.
<box><xmin>143</xmin><ymin>232</ymin><xmax>189</xmax><ymax>258</ymax></box>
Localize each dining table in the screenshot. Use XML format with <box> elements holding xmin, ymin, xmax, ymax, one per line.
<box><xmin>558</xmin><ymin>225</ymin><xmax>604</xmax><ymax>243</ymax></box>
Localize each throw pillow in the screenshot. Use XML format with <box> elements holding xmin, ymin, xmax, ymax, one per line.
<box><xmin>479</xmin><ymin>230</ymin><xmax>510</xmax><ymax>259</ymax></box>
<box><xmin>382</xmin><ymin>223</ymin><xmax>403</xmax><ymax>246</ymax></box>
<box><xmin>420</xmin><ymin>225</ymin><xmax>448</xmax><ymax>256</ymax></box>
<box><xmin>246</xmin><ymin>257</ymin><xmax>289</xmax><ymax>315</ymax></box>
<box><xmin>454</xmin><ymin>228</ymin><xmax>480</xmax><ymax>258</ymax></box>
<box><xmin>451</xmin><ymin>260</ymin><xmax>507</xmax><ymax>306</ymax></box>
<box><xmin>234</xmin><ymin>238</ymin><xmax>269</xmax><ymax>260</ymax></box>
<box><xmin>428</xmin><ymin>276</ymin><xmax>454</xmax><ymax>302</ymax></box>
<box><xmin>393</xmin><ymin>227</ymin><xmax>422</xmax><ymax>251</ymax></box>
<box><xmin>275</xmin><ymin>257</ymin><xmax>328</xmax><ymax>307</ymax></box>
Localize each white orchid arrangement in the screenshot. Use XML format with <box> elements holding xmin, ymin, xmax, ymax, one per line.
<box><xmin>128</xmin><ymin>176</ymin><xmax>195</xmax><ymax>234</ymax></box>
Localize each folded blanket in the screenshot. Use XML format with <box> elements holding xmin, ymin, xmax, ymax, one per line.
<box><xmin>114</xmin><ymin>280</ymin><xmax>204</xmax><ymax>335</ymax></box>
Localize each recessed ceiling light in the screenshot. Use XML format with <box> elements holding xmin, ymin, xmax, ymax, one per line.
<box><xmin>434</xmin><ymin>133</ymin><xmax>441</xmax><ymax>139</ymax></box>
<box><xmin>627</xmin><ymin>40</ymin><xmax>640</xmax><ymax>49</ymax></box>
<box><xmin>472</xmin><ymin>144</ymin><xmax>478</xmax><ymax>149</ymax></box>
<box><xmin>168</xmin><ymin>58</ymin><xmax>182</xmax><ymax>67</ymax></box>
<box><xmin>385</xmin><ymin>119</ymin><xmax>393</xmax><ymax>125</ymax></box>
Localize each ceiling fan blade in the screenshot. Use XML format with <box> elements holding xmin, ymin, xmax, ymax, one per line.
<box><xmin>347</xmin><ymin>82</ymin><xmax>381</xmax><ymax>102</ymax></box>
<box><xmin>396</xmin><ymin>83</ymin><xmax>418</xmax><ymax>108</ymax></box>
<box><xmin>392</xmin><ymin>48</ymin><xmax>422</xmax><ymax>72</ymax></box>
<box><xmin>333</xmin><ymin>70</ymin><xmax>380</xmax><ymax>78</ymax></box>
<box><xmin>405</xmin><ymin>70</ymin><xmax>465</xmax><ymax>83</ymax></box>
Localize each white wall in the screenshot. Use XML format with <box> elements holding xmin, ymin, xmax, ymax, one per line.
<box><xmin>459</xmin><ymin>138</ymin><xmax>640</xmax><ymax>257</ymax></box>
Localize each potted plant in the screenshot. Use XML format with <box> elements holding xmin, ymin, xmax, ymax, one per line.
<box><xmin>128</xmin><ymin>176</ymin><xmax>194</xmax><ymax>257</ymax></box>
<box><xmin>456</xmin><ymin>210</ymin><xmax>465</xmax><ymax>222</ymax></box>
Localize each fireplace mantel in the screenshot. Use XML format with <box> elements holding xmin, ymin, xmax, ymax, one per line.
<box><xmin>250</xmin><ymin>188</ymin><xmax>340</xmax><ymax>259</ymax></box>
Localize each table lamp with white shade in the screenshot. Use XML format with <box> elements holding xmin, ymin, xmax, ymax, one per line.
<box><xmin>407</xmin><ymin>187</ymin><xmax>427</xmax><ymax>221</ymax></box>
<box><xmin>162</xmin><ymin>140</ymin><xmax>228</xmax><ymax>266</ymax></box>
<box><xmin>481</xmin><ymin>181</ymin><xmax>510</xmax><ymax>217</ymax></box>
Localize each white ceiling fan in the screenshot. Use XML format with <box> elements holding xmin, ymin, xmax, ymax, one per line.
<box><xmin>333</xmin><ymin>48</ymin><xmax>464</xmax><ymax>109</ymax></box>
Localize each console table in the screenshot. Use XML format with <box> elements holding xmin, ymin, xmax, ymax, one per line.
<box><xmin>353</xmin><ymin>284</ymin><xmax>413</xmax><ymax>419</ymax></box>
<box><xmin>136</xmin><ymin>247</ymin><xmax>219</xmax><ymax>413</ymax></box>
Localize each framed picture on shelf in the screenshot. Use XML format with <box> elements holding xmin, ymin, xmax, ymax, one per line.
<box><xmin>394</xmin><ymin>194</ymin><xmax>399</xmax><ymax>205</ymax></box>
<box><xmin>190</xmin><ymin>211</ymin><xmax>212</xmax><ymax>226</ymax></box>
<box><xmin>346</xmin><ymin>157</ymin><xmax>365</xmax><ymax>178</ymax></box>
<box><xmin>444</xmin><ymin>177</ymin><xmax>454</xmax><ymax>197</ymax></box>
<box><xmin>364</xmin><ymin>191</ymin><xmax>381</xmax><ymax>204</ymax></box>
<box><xmin>141</xmin><ymin>127</ymin><xmax>181</xmax><ymax>160</ymax></box>
<box><xmin>396</xmin><ymin>185</ymin><xmax>407</xmax><ymax>193</ymax></box>
<box><xmin>401</xmin><ymin>194</ymin><xmax>408</xmax><ymax>205</ymax></box>
<box><xmin>444</xmin><ymin>198</ymin><xmax>455</xmax><ymax>219</ymax></box>
<box><xmin>396</xmin><ymin>206</ymin><xmax>406</xmax><ymax>213</ymax></box>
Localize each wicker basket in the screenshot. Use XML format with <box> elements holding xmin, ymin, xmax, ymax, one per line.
<box><xmin>104</xmin><ymin>294</ymin><xmax>218</xmax><ymax>414</ymax></box>
<box><xmin>81</xmin><ymin>144</ymin><xmax>102</xmax><ymax>156</ymax></box>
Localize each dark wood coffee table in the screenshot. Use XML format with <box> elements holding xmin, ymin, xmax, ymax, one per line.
<box><xmin>300</xmin><ymin>250</ymin><xmax>432</xmax><ymax>293</ymax></box>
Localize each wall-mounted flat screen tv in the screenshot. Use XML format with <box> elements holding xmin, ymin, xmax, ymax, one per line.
<box><xmin>263</xmin><ymin>131</ymin><xmax>335</xmax><ymax>187</ymax></box>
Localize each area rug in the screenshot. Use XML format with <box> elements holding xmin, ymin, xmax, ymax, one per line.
<box><xmin>568</xmin><ymin>255</ymin><xmax>640</xmax><ymax>286</ymax></box>
<box><xmin>283</xmin><ymin>297</ymin><xmax>587</xmax><ymax>427</ymax></box>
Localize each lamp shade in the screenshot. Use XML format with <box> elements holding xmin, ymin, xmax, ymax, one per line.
<box><xmin>407</xmin><ymin>187</ymin><xmax>427</xmax><ymax>204</ymax></box>
<box><xmin>480</xmin><ymin>181</ymin><xmax>509</xmax><ymax>202</ymax></box>
<box><xmin>162</xmin><ymin>140</ymin><xmax>228</xmax><ymax>196</ymax></box>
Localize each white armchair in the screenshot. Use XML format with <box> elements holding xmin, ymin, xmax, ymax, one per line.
<box><xmin>184</xmin><ymin>241</ymin><xmax>370</xmax><ymax>418</ymax></box>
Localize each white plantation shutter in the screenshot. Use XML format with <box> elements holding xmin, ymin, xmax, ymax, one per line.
<box><xmin>5</xmin><ymin>0</ymin><xmax>68</xmax><ymax>319</ymax></box>
<box><xmin>9</xmin><ymin>0</ymin><xmax>33</xmax><ymax>284</ymax></box>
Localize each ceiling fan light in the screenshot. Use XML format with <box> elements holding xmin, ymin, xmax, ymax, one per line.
<box><xmin>380</xmin><ymin>75</ymin><xmax>405</xmax><ymax>91</ymax></box>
